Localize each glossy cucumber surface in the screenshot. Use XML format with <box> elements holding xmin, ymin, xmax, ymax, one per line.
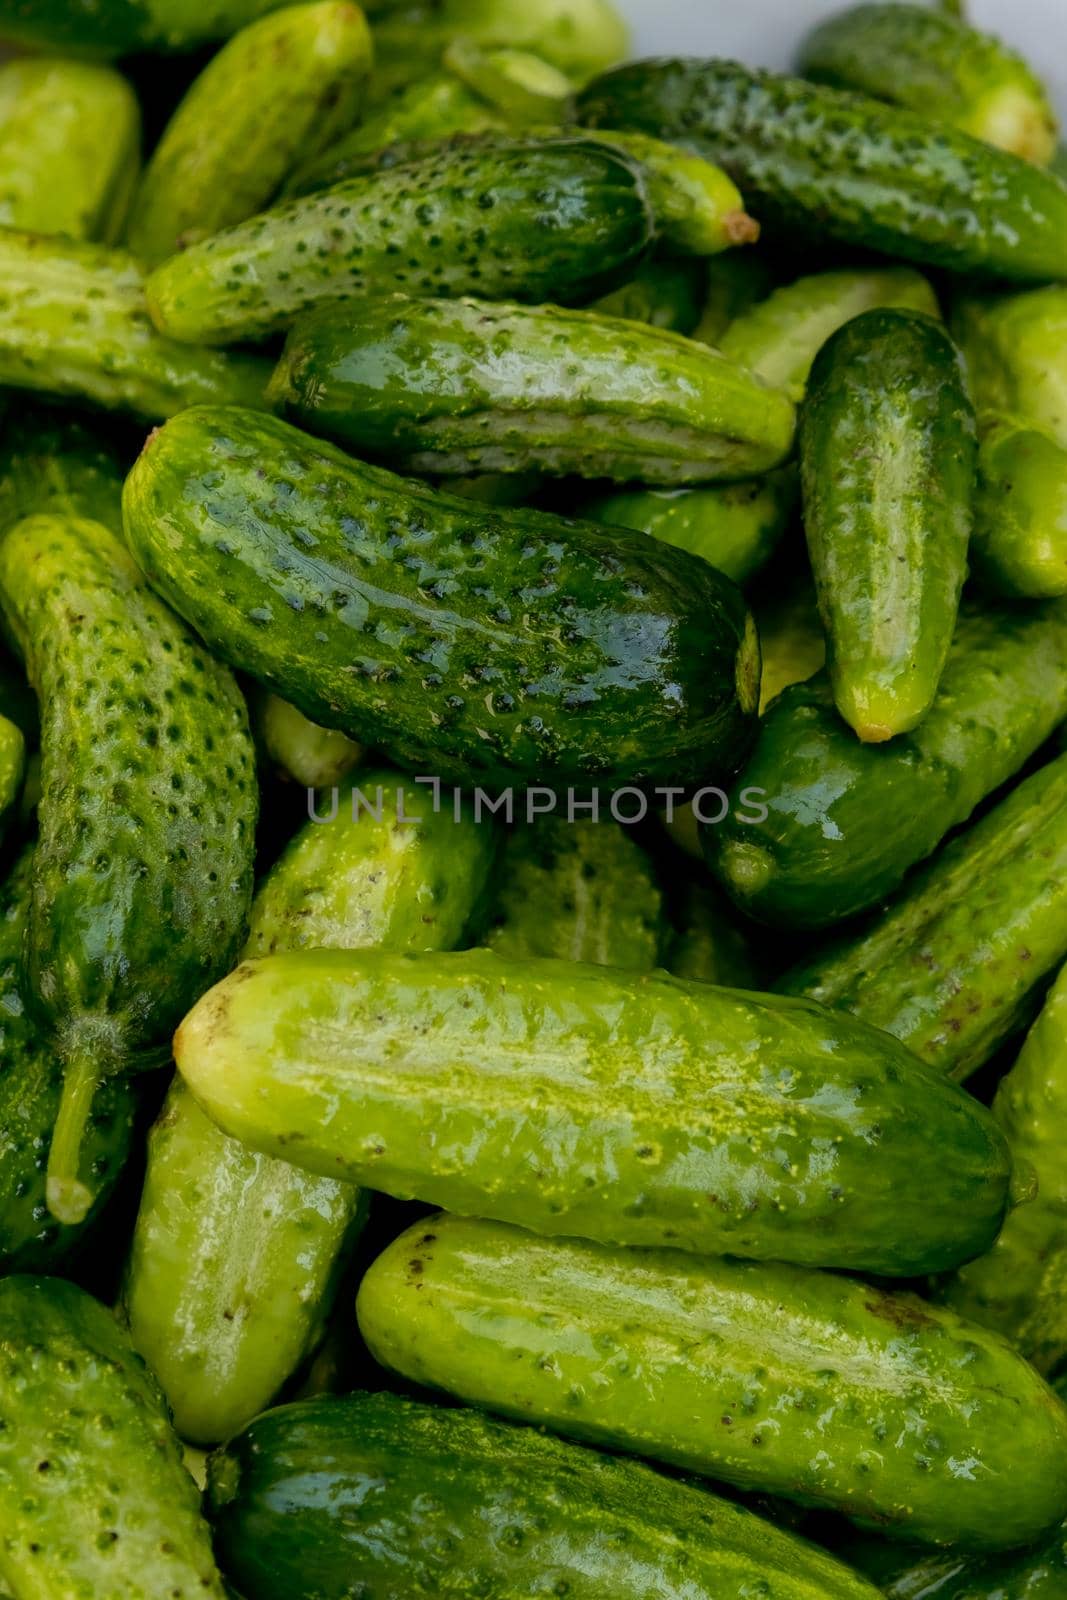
<box><xmin>588</xmin><ymin>252</ymin><xmax>706</xmax><ymax>333</ymax></box>
<box><xmin>0</xmin><ymin>401</ymin><xmax>129</xmax><ymax>537</ymax></box>
<box><xmin>251</xmin><ymin>689</ymin><xmax>362</xmax><ymax>788</ymax></box>
<box><xmin>972</xmin><ymin>424</ymin><xmax>1067</xmax><ymax>599</ymax></box>
<box><xmin>953</xmin><ymin>288</ymin><xmax>1067</xmax><ymax>445</ymax></box>
<box><xmin>0</xmin><ymin>0</ymin><xmax>289</xmax><ymax>55</ymax></box>
<box><xmin>578</xmin><ymin>125</ymin><xmax>757</xmax><ymax>255</ymax></box>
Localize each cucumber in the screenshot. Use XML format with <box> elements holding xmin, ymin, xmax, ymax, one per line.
<box><xmin>205</xmin><ymin>1390</ymin><xmax>883</xmax><ymax>1600</ymax></box>
<box><xmin>797</xmin><ymin>3</ymin><xmax>1058</xmax><ymax>165</ymax></box>
<box><xmin>357</xmin><ymin>1213</ymin><xmax>1067</xmax><ymax>1551</ymax></box>
<box><xmin>719</xmin><ymin>266</ymin><xmax>940</xmax><ymax>402</ymax></box>
<box><xmin>145</xmin><ymin>135</ymin><xmax>654</xmax><ymax>346</ymax></box>
<box><xmin>583</xmin><ymin>466</ymin><xmax>796</xmax><ymax>584</ymax></box>
<box><xmin>268</xmin><ymin>295</ymin><xmax>796</xmax><ymax>484</ymax></box>
<box><xmin>485</xmin><ymin>816</ymin><xmax>666</xmax><ymax>968</ymax></box>
<box><xmin>0</xmin><ymin>1276</ymin><xmax>226</xmax><ymax>1598</ymax></box>
<box><xmin>0</xmin><ymin>230</ymin><xmax>271</xmax><ymax>419</ymax></box>
<box><xmin>0</xmin><ymin>0</ymin><xmax>289</xmax><ymax>55</ymax></box>
<box><xmin>752</xmin><ymin>579</ymin><xmax>826</xmax><ymax>712</ymax></box>
<box><xmin>667</xmin><ymin>879</ymin><xmax>758</xmax><ymax>986</ymax></box>
<box><xmin>588</xmin><ymin>252</ymin><xmax>706</xmax><ymax>333</ymax></box>
<box><xmin>798</xmin><ymin>309</ymin><xmax>975</xmax><ymax>743</ymax></box>
<box><xmin>971</xmin><ymin>423</ymin><xmax>1067</xmax><ymax>599</ymax></box>
<box><xmin>0</xmin><ymin>400</ymin><xmax>129</xmax><ymax>537</ymax></box>
<box><xmin>127</xmin><ymin>1</ymin><xmax>373</xmax><ymax>266</ymax></box>
<box><xmin>0</xmin><ymin>58</ymin><xmax>141</xmax><ymax>242</ymax></box>
<box><xmin>0</xmin><ymin>513</ymin><xmax>258</xmax><ymax>1225</ymax></box>
<box><xmin>175</xmin><ymin>946</ymin><xmax>1012</xmax><ymax>1276</ymax></box>
<box><xmin>576</xmin><ymin>59</ymin><xmax>1067</xmax><ymax>283</ymax></box>
<box><xmin>442</xmin><ymin>40</ymin><xmax>574</xmax><ymax>121</ymax></box>
<box><xmin>251</xmin><ymin>689</ymin><xmax>362</xmax><ymax>788</ymax></box>
<box><xmin>0</xmin><ymin>715</ymin><xmax>24</xmax><ymax>841</ymax></box>
<box><xmin>848</xmin><ymin>1525</ymin><xmax>1067</xmax><ymax>1598</ymax></box>
<box><xmin>705</xmin><ymin>602</ymin><xmax>1067</xmax><ymax>929</ymax></box>
<box><xmin>124</xmin><ymin>768</ymin><xmax>496</xmax><ymax>1444</ymax></box>
<box><xmin>1018</xmin><ymin>1249</ymin><xmax>1067</xmax><ymax>1382</ymax></box>
<box><xmin>694</xmin><ymin>250</ymin><xmax>776</xmax><ymax>346</ymax></box>
<box><xmin>781</xmin><ymin>751</ymin><xmax>1067</xmax><ymax>1081</ymax></box>
<box><xmin>122</xmin><ymin>406</ymin><xmax>760</xmax><ymax>788</ymax></box>
<box><xmin>578</xmin><ymin>127</ymin><xmax>758</xmax><ymax>255</ymax></box>
<box><xmin>953</xmin><ymin>288</ymin><xmax>1067</xmax><ymax>445</ymax></box>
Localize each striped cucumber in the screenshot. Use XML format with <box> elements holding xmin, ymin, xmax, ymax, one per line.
<box><xmin>0</xmin><ymin>400</ymin><xmax>129</xmax><ymax>536</ymax></box>
<box><xmin>972</xmin><ymin>423</ymin><xmax>1067</xmax><ymax>599</ymax></box>
<box><xmin>250</xmin><ymin>689</ymin><xmax>362</xmax><ymax>788</ymax></box>
<box><xmin>589</xmin><ymin>253</ymin><xmax>707</xmax><ymax>333</ymax></box>
<box><xmin>1015</xmin><ymin>1249</ymin><xmax>1067</xmax><ymax>1382</ymax></box>
<box><xmin>269</xmin><ymin>295</ymin><xmax>796</xmax><ymax>484</ymax></box>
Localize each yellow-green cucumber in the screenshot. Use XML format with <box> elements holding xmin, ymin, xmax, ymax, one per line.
<box><xmin>953</xmin><ymin>287</ymin><xmax>1067</xmax><ymax>443</ymax></box>
<box><xmin>250</xmin><ymin>689</ymin><xmax>362</xmax><ymax>788</ymax></box>
<box><xmin>0</xmin><ymin>716</ymin><xmax>24</xmax><ymax>844</ymax></box>
<box><xmin>972</xmin><ymin>422</ymin><xmax>1067</xmax><ymax>598</ymax></box>
<box><xmin>577</xmin><ymin>126</ymin><xmax>758</xmax><ymax>254</ymax></box>
<box><xmin>752</xmin><ymin>577</ymin><xmax>826</xmax><ymax>712</ymax></box>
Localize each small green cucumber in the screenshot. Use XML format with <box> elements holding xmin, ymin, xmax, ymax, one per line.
<box><xmin>1015</xmin><ymin>1247</ymin><xmax>1067</xmax><ymax>1381</ymax></box>
<box><xmin>206</xmin><ymin>1391</ymin><xmax>883</xmax><ymax>1600</ymax></box>
<box><xmin>442</xmin><ymin>40</ymin><xmax>574</xmax><ymax>121</ymax></box>
<box><xmin>0</xmin><ymin>230</ymin><xmax>271</xmax><ymax>419</ymax></box>
<box><xmin>0</xmin><ymin>513</ymin><xmax>258</xmax><ymax>1225</ymax></box>
<box><xmin>953</xmin><ymin>288</ymin><xmax>1067</xmax><ymax>445</ymax></box>
<box><xmin>752</xmin><ymin>579</ymin><xmax>826</xmax><ymax>712</ymax></box>
<box><xmin>578</xmin><ymin>126</ymin><xmax>758</xmax><ymax>255</ymax></box>
<box><xmin>251</xmin><ymin>689</ymin><xmax>362</xmax><ymax>788</ymax></box>
<box><xmin>577</xmin><ymin>59</ymin><xmax>1067</xmax><ymax>282</ymax></box>
<box><xmin>122</xmin><ymin>406</ymin><xmax>760</xmax><ymax>788</ymax></box>
<box><xmin>780</xmin><ymin>751</ymin><xmax>1067</xmax><ymax>1081</ymax></box>
<box><xmin>971</xmin><ymin>423</ymin><xmax>1067</xmax><ymax>598</ymax></box>
<box><xmin>485</xmin><ymin>817</ymin><xmax>666</xmax><ymax>969</ymax></box>
<box><xmin>799</xmin><ymin>309</ymin><xmax>976</xmax><ymax>742</ymax></box>
<box><xmin>357</xmin><ymin>1213</ymin><xmax>1067</xmax><ymax>1551</ymax></box>
<box><xmin>0</xmin><ymin>400</ymin><xmax>129</xmax><ymax>537</ymax></box>
<box><xmin>719</xmin><ymin>266</ymin><xmax>940</xmax><ymax>402</ymax></box>
<box><xmin>588</xmin><ymin>252</ymin><xmax>707</xmax><ymax>333</ymax></box>
<box><xmin>0</xmin><ymin>0</ymin><xmax>289</xmax><ymax>55</ymax></box>
<box><xmin>145</xmin><ymin>134</ymin><xmax>653</xmax><ymax>345</ymax></box>
<box><xmin>269</xmin><ymin>295</ymin><xmax>796</xmax><ymax>484</ymax></box>
<box><xmin>667</xmin><ymin>879</ymin><xmax>758</xmax><ymax>987</ymax></box>
<box><xmin>798</xmin><ymin>2</ymin><xmax>1058</xmax><ymax>165</ymax></box>
<box><xmin>175</xmin><ymin>947</ymin><xmax>1012</xmax><ymax>1276</ymax></box>
<box><xmin>583</xmin><ymin>466</ymin><xmax>796</xmax><ymax>584</ymax></box>
<box><xmin>706</xmin><ymin>602</ymin><xmax>1067</xmax><ymax>929</ymax></box>
<box><xmin>0</xmin><ymin>58</ymin><xmax>141</xmax><ymax>242</ymax></box>
<box><xmin>842</xmin><ymin>1527</ymin><xmax>1067</xmax><ymax>1599</ymax></box>
<box><xmin>0</xmin><ymin>716</ymin><xmax>24</xmax><ymax>841</ymax></box>
<box><xmin>127</xmin><ymin>1</ymin><xmax>373</xmax><ymax>265</ymax></box>
<box><xmin>0</xmin><ymin>1276</ymin><xmax>226</xmax><ymax>1598</ymax></box>
<box><xmin>694</xmin><ymin>250</ymin><xmax>776</xmax><ymax>347</ymax></box>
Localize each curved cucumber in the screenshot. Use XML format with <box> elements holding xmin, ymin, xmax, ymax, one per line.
<box><xmin>206</xmin><ymin>1390</ymin><xmax>882</xmax><ymax>1600</ymax></box>
<box><xmin>0</xmin><ymin>58</ymin><xmax>141</xmax><ymax>242</ymax></box>
<box><xmin>720</xmin><ymin>265</ymin><xmax>940</xmax><ymax>402</ymax></box>
<box><xmin>145</xmin><ymin>135</ymin><xmax>653</xmax><ymax>345</ymax></box>
<box><xmin>576</xmin><ymin>58</ymin><xmax>1067</xmax><ymax>283</ymax></box>
<box><xmin>578</xmin><ymin>126</ymin><xmax>757</xmax><ymax>255</ymax></box>
<box><xmin>953</xmin><ymin>288</ymin><xmax>1067</xmax><ymax>444</ymax></box>
<box><xmin>589</xmin><ymin>252</ymin><xmax>707</xmax><ymax>333</ymax></box>
<box><xmin>0</xmin><ymin>0</ymin><xmax>288</xmax><ymax>54</ymax></box>
<box><xmin>798</xmin><ymin>2</ymin><xmax>1058</xmax><ymax>165</ymax></box>
<box><xmin>0</xmin><ymin>400</ymin><xmax>129</xmax><ymax>537</ymax></box>
<box><xmin>799</xmin><ymin>309</ymin><xmax>975</xmax><ymax>742</ymax></box>
<box><xmin>122</xmin><ymin>406</ymin><xmax>760</xmax><ymax>788</ymax></box>
<box><xmin>706</xmin><ymin>603</ymin><xmax>1067</xmax><ymax>928</ymax></box>
<box><xmin>781</xmin><ymin>750</ymin><xmax>1067</xmax><ymax>1081</ymax></box>
<box><xmin>357</xmin><ymin>1213</ymin><xmax>1067</xmax><ymax>1551</ymax></box>
<box><xmin>0</xmin><ymin>513</ymin><xmax>258</xmax><ymax>1225</ymax></box>
<box><xmin>0</xmin><ymin>1276</ymin><xmax>225</xmax><ymax>1597</ymax></box>
<box><xmin>972</xmin><ymin>423</ymin><xmax>1067</xmax><ymax>599</ymax></box>
<box><xmin>0</xmin><ymin>230</ymin><xmax>270</xmax><ymax>419</ymax></box>
<box><xmin>0</xmin><ymin>716</ymin><xmax>24</xmax><ymax>840</ymax></box>
<box><xmin>175</xmin><ymin>947</ymin><xmax>1012</xmax><ymax>1276</ymax></box>
<box><xmin>127</xmin><ymin>0</ymin><xmax>372</xmax><ymax>265</ymax></box>
<box><xmin>269</xmin><ymin>295</ymin><xmax>796</xmax><ymax>484</ymax></box>
<box><xmin>251</xmin><ymin>689</ymin><xmax>362</xmax><ymax>788</ymax></box>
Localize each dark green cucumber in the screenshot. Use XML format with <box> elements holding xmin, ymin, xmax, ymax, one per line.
<box><xmin>667</xmin><ymin>879</ymin><xmax>759</xmax><ymax>986</ymax></box>
<box><xmin>576</xmin><ymin>59</ymin><xmax>1067</xmax><ymax>282</ymax></box>
<box><xmin>577</xmin><ymin>126</ymin><xmax>758</xmax><ymax>255</ymax></box>
<box><xmin>127</xmin><ymin>0</ymin><xmax>373</xmax><ymax>265</ymax></box>
<box><xmin>0</xmin><ymin>513</ymin><xmax>258</xmax><ymax>1225</ymax></box>
<box><xmin>798</xmin><ymin>2</ymin><xmax>1058</xmax><ymax>164</ymax></box>
<box><xmin>175</xmin><ymin>947</ymin><xmax>1011</xmax><ymax>1276</ymax></box>
<box><xmin>269</xmin><ymin>295</ymin><xmax>796</xmax><ymax>484</ymax></box>
<box><xmin>842</xmin><ymin>1527</ymin><xmax>1067</xmax><ymax>1598</ymax></box>
<box><xmin>0</xmin><ymin>58</ymin><xmax>141</xmax><ymax>242</ymax></box>
<box><xmin>0</xmin><ymin>0</ymin><xmax>289</xmax><ymax>55</ymax></box>
<box><xmin>0</xmin><ymin>400</ymin><xmax>129</xmax><ymax>537</ymax></box>
<box><xmin>485</xmin><ymin>816</ymin><xmax>667</xmax><ymax>968</ymax></box>
<box><xmin>705</xmin><ymin>602</ymin><xmax>1067</xmax><ymax>929</ymax></box>
<box><xmin>588</xmin><ymin>252</ymin><xmax>706</xmax><ymax>333</ymax></box>
<box><xmin>0</xmin><ymin>230</ymin><xmax>271</xmax><ymax>419</ymax></box>
<box><xmin>1016</xmin><ymin>1248</ymin><xmax>1067</xmax><ymax>1382</ymax></box>
<box><xmin>972</xmin><ymin>423</ymin><xmax>1067</xmax><ymax>599</ymax></box>
<box><xmin>781</xmin><ymin>750</ymin><xmax>1067</xmax><ymax>1080</ymax></box>
<box><xmin>145</xmin><ymin>135</ymin><xmax>654</xmax><ymax>346</ymax></box>
<box><xmin>799</xmin><ymin>309</ymin><xmax>975</xmax><ymax>743</ymax></box>
<box><xmin>0</xmin><ymin>1276</ymin><xmax>226</xmax><ymax>1597</ymax></box>
<box><xmin>122</xmin><ymin>406</ymin><xmax>760</xmax><ymax>788</ymax></box>
<box><xmin>357</xmin><ymin>1213</ymin><xmax>1067</xmax><ymax>1551</ymax></box>
<box><xmin>250</xmin><ymin>688</ymin><xmax>362</xmax><ymax>788</ymax></box>
<box><xmin>206</xmin><ymin>1391</ymin><xmax>883</xmax><ymax>1600</ymax></box>
<box><xmin>583</xmin><ymin>466</ymin><xmax>796</xmax><ymax>584</ymax></box>
<box><xmin>694</xmin><ymin>249</ymin><xmax>776</xmax><ymax>347</ymax></box>
<box><xmin>953</xmin><ymin>288</ymin><xmax>1067</xmax><ymax>446</ymax></box>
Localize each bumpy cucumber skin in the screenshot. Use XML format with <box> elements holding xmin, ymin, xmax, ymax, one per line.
<box><xmin>145</xmin><ymin>136</ymin><xmax>653</xmax><ymax>345</ymax></box>
<box><xmin>127</xmin><ymin>0</ymin><xmax>373</xmax><ymax>265</ymax></box>
<box><xmin>358</xmin><ymin>1214</ymin><xmax>1067</xmax><ymax>1551</ymax></box>
<box><xmin>0</xmin><ymin>59</ymin><xmax>141</xmax><ymax>242</ymax></box>
<box><xmin>252</xmin><ymin>688</ymin><xmax>362</xmax><ymax>788</ymax></box>
<box><xmin>0</xmin><ymin>0</ymin><xmax>288</xmax><ymax>55</ymax></box>
<box><xmin>485</xmin><ymin>817</ymin><xmax>666</xmax><ymax>969</ymax></box>
<box><xmin>720</xmin><ymin>265</ymin><xmax>940</xmax><ymax>402</ymax></box>
<box><xmin>781</xmin><ymin>751</ymin><xmax>1067</xmax><ymax>1081</ymax></box>
<box><xmin>122</xmin><ymin>406</ymin><xmax>760</xmax><ymax>788</ymax></box>
<box><xmin>577</xmin><ymin>59</ymin><xmax>1067</xmax><ymax>282</ymax></box>
<box><xmin>798</xmin><ymin>2</ymin><xmax>1059</xmax><ymax>165</ymax></box>
<box><xmin>578</xmin><ymin>126</ymin><xmax>756</xmax><ymax>255</ymax></box>
<box><xmin>206</xmin><ymin>1392</ymin><xmax>883</xmax><ymax>1600</ymax></box>
<box><xmin>954</xmin><ymin>288</ymin><xmax>1067</xmax><ymax>447</ymax></box>
<box><xmin>175</xmin><ymin>947</ymin><xmax>1011</xmax><ymax>1276</ymax></box>
<box><xmin>705</xmin><ymin>603</ymin><xmax>1067</xmax><ymax>929</ymax></box>
<box><xmin>0</xmin><ymin>716</ymin><xmax>23</xmax><ymax>836</ymax></box>
<box><xmin>1017</xmin><ymin>1249</ymin><xmax>1067</xmax><ymax>1381</ymax></box>
<box><xmin>752</xmin><ymin>580</ymin><xmax>826</xmax><ymax>712</ymax></box>
<box><xmin>799</xmin><ymin>309</ymin><xmax>975</xmax><ymax>743</ymax></box>
<box><xmin>0</xmin><ymin>1276</ymin><xmax>225</xmax><ymax>1598</ymax></box>
<box><xmin>0</xmin><ymin>400</ymin><xmax>129</xmax><ymax>537</ymax></box>
<box><xmin>589</xmin><ymin>253</ymin><xmax>706</xmax><ymax>333</ymax></box>
<box><xmin>269</xmin><ymin>295</ymin><xmax>796</xmax><ymax>484</ymax></box>
<box><xmin>0</xmin><ymin>231</ymin><xmax>270</xmax><ymax>419</ymax></box>
<box><xmin>972</xmin><ymin>424</ymin><xmax>1067</xmax><ymax>599</ymax></box>
<box><xmin>584</xmin><ymin>466</ymin><xmax>796</xmax><ymax>585</ymax></box>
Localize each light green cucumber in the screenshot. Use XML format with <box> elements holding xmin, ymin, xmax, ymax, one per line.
<box><xmin>971</xmin><ymin>422</ymin><xmax>1067</xmax><ymax>598</ymax></box>
<box><xmin>0</xmin><ymin>0</ymin><xmax>291</xmax><ymax>56</ymax></box>
<box><xmin>588</xmin><ymin>253</ymin><xmax>707</xmax><ymax>333</ymax></box>
<box><xmin>0</xmin><ymin>230</ymin><xmax>270</xmax><ymax>418</ymax></box>
<box><xmin>357</xmin><ymin>1213</ymin><xmax>1067</xmax><ymax>1551</ymax></box>
<box><xmin>442</xmin><ymin>39</ymin><xmax>573</xmax><ymax>120</ymax></box>
<box><xmin>1016</xmin><ymin>1246</ymin><xmax>1067</xmax><ymax>1381</ymax></box>
<box><xmin>579</xmin><ymin>127</ymin><xmax>758</xmax><ymax>255</ymax></box>
<box><xmin>251</xmin><ymin>689</ymin><xmax>362</xmax><ymax>788</ymax></box>
<box><xmin>694</xmin><ymin>250</ymin><xmax>776</xmax><ymax>346</ymax></box>
<box><xmin>0</xmin><ymin>58</ymin><xmax>141</xmax><ymax>242</ymax></box>
<box><xmin>0</xmin><ymin>716</ymin><xmax>24</xmax><ymax>841</ymax></box>
<box><xmin>953</xmin><ymin>287</ymin><xmax>1067</xmax><ymax>444</ymax></box>
<box><xmin>753</xmin><ymin>579</ymin><xmax>826</xmax><ymax>712</ymax></box>
<box><xmin>719</xmin><ymin>266</ymin><xmax>940</xmax><ymax>402</ymax></box>
<box><xmin>127</xmin><ymin>1</ymin><xmax>373</xmax><ymax>265</ymax></box>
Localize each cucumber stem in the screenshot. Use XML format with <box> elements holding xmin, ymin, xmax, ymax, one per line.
<box><xmin>46</xmin><ymin>1049</ymin><xmax>102</xmax><ymax>1225</ymax></box>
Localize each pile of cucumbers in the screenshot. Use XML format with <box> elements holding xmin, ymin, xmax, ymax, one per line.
<box><xmin>2</xmin><ymin>0</ymin><xmax>1067</xmax><ymax>1593</ymax></box>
